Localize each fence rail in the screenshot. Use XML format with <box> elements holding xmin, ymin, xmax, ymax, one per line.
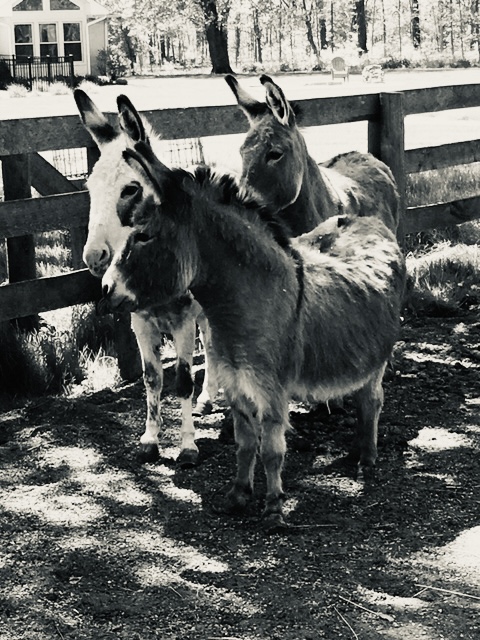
<box><xmin>1</xmin><ymin>83</ymin><xmax>479</xmax><ymax>327</ymax></box>
<box><xmin>0</xmin><ymin>54</ymin><xmax>75</xmax><ymax>91</ymax></box>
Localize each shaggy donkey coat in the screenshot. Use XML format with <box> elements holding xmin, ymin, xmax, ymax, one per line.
<box><xmin>101</xmin><ymin>125</ymin><xmax>406</xmax><ymax>529</ymax></box>
<box><xmin>225</xmin><ymin>74</ymin><xmax>400</xmax><ymax>236</ymax></box>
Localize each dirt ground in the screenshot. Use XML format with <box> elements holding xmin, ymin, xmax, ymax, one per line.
<box><xmin>1</xmin><ymin>309</ymin><xmax>479</xmax><ymax>640</ymax></box>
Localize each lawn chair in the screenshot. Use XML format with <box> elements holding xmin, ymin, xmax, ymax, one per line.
<box><xmin>331</xmin><ymin>57</ymin><xmax>349</xmax><ymax>82</ymax></box>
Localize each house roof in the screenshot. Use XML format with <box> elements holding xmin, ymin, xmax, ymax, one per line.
<box><xmin>0</xmin><ymin>0</ymin><xmax>108</xmax><ymax>16</ymax></box>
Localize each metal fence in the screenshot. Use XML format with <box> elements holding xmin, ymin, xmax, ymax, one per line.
<box><xmin>0</xmin><ymin>55</ymin><xmax>75</xmax><ymax>91</ymax></box>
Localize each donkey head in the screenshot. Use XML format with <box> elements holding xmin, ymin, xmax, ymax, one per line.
<box><xmin>74</xmin><ymin>90</ymin><xmax>155</xmax><ymax>277</ymax></box>
<box><xmin>101</xmin><ymin>142</ymin><xmax>197</xmax><ymax>313</ymax></box>
<box><xmin>225</xmin><ymin>74</ymin><xmax>307</xmax><ymax>212</ymax></box>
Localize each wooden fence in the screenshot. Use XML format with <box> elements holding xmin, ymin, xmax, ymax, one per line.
<box><xmin>1</xmin><ymin>83</ymin><xmax>479</xmax><ymax>331</ymax></box>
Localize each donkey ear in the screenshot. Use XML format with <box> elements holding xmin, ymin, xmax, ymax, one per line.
<box><xmin>260</xmin><ymin>75</ymin><xmax>295</xmax><ymax>127</ymax></box>
<box><xmin>74</xmin><ymin>89</ymin><xmax>118</xmax><ymax>148</ymax></box>
<box><xmin>225</xmin><ymin>75</ymin><xmax>267</xmax><ymax>122</ymax></box>
<box><xmin>123</xmin><ymin>141</ymin><xmax>171</xmax><ymax>197</ymax></box>
<box><xmin>117</xmin><ymin>94</ymin><xmax>148</xmax><ymax>143</ymax></box>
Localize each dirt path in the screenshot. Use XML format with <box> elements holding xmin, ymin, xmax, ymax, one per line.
<box><xmin>1</xmin><ymin>311</ymin><xmax>479</xmax><ymax>640</ymax></box>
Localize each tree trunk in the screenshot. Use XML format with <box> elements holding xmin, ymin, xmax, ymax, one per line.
<box><xmin>234</xmin><ymin>24</ymin><xmax>240</xmax><ymax>64</ymax></box>
<box><xmin>330</xmin><ymin>1</ymin><xmax>334</xmax><ymax>51</ymax></box>
<box><xmin>410</xmin><ymin>0</ymin><xmax>421</xmax><ymax>47</ymax></box>
<box><xmin>449</xmin><ymin>0</ymin><xmax>455</xmax><ymax>55</ymax></box>
<box><xmin>473</xmin><ymin>0</ymin><xmax>480</xmax><ymax>61</ymax></box>
<box><xmin>253</xmin><ymin>9</ymin><xmax>263</xmax><ymax>63</ymax></box>
<box><xmin>380</xmin><ymin>0</ymin><xmax>387</xmax><ymax>55</ymax></box>
<box><xmin>355</xmin><ymin>0</ymin><xmax>368</xmax><ymax>53</ymax></box>
<box><xmin>320</xmin><ymin>18</ymin><xmax>328</xmax><ymax>48</ymax></box>
<box><xmin>197</xmin><ymin>0</ymin><xmax>233</xmax><ymax>74</ymax></box>
<box><xmin>121</xmin><ymin>25</ymin><xmax>136</xmax><ymax>73</ymax></box>
<box><xmin>302</xmin><ymin>0</ymin><xmax>321</xmax><ymax>64</ymax></box>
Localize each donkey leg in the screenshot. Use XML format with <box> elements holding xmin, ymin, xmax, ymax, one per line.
<box><xmin>350</xmin><ymin>364</ymin><xmax>387</xmax><ymax>482</ymax></box>
<box><xmin>131</xmin><ymin>313</ymin><xmax>164</xmax><ymax>463</ymax></box>
<box><xmin>224</xmin><ymin>403</ymin><xmax>259</xmax><ymax>513</ymax></box>
<box><xmin>170</xmin><ymin>315</ymin><xmax>199</xmax><ymax>469</ymax></box>
<box><xmin>194</xmin><ymin>310</ymin><xmax>218</xmax><ymax>416</ymax></box>
<box><xmin>260</xmin><ymin>403</ymin><xmax>289</xmax><ymax>529</ymax></box>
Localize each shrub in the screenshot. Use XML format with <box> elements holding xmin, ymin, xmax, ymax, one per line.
<box><xmin>0</xmin><ymin>59</ymin><xmax>13</xmax><ymax>90</ymax></box>
<box><xmin>47</xmin><ymin>81</ymin><xmax>71</xmax><ymax>95</ymax></box>
<box><xmin>0</xmin><ymin>322</ymin><xmax>83</xmax><ymax>396</ymax></box>
<box><xmin>381</xmin><ymin>57</ymin><xmax>411</xmax><ymax>69</ymax></box>
<box><xmin>75</xmin><ymin>79</ymin><xmax>101</xmax><ymax>95</ymax></box>
<box><xmin>96</xmin><ymin>46</ymin><xmax>129</xmax><ymax>80</ymax></box>
<box><xmin>451</xmin><ymin>59</ymin><xmax>471</xmax><ymax>68</ymax></box>
<box><xmin>7</xmin><ymin>83</ymin><xmax>28</xmax><ymax>98</ymax></box>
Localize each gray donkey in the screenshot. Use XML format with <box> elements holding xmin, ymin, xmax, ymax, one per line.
<box><xmin>99</xmin><ymin>100</ymin><xmax>406</xmax><ymax>530</ymax></box>
<box><xmin>225</xmin><ymin>74</ymin><xmax>400</xmax><ymax>236</ymax></box>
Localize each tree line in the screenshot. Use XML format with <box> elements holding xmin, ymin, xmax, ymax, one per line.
<box><xmin>101</xmin><ymin>0</ymin><xmax>480</xmax><ymax>75</ymax></box>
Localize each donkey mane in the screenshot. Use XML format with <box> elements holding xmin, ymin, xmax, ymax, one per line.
<box><xmin>174</xmin><ymin>164</ymin><xmax>293</xmax><ymax>252</ymax></box>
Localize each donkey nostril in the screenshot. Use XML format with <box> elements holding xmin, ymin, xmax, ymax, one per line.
<box><xmin>100</xmin><ymin>248</ymin><xmax>110</xmax><ymax>263</ymax></box>
<box><xmin>102</xmin><ymin>283</ymin><xmax>110</xmax><ymax>298</ymax></box>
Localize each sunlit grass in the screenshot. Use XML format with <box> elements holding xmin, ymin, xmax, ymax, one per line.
<box><xmin>407</xmin><ymin>162</ymin><xmax>480</xmax><ymax>207</ymax></box>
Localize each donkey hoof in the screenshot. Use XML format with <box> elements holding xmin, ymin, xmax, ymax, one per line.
<box><xmin>357</xmin><ymin>464</ymin><xmax>377</xmax><ymax>485</ymax></box>
<box><xmin>193</xmin><ymin>400</ymin><xmax>213</xmax><ymax>416</ymax></box>
<box><xmin>176</xmin><ymin>448</ymin><xmax>199</xmax><ymax>469</ymax></box>
<box><xmin>138</xmin><ymin>443</ymin><xmax>160</xmax><ymax>464</ymax></box>
<box><xmin>220</xmin><ymin>485</ymin><xmax>252</xmax><ymax>514</ymax></box>
<box><xmin>262</xmin><ymin>512</ymin><xmax>289</xmax><ymax>535</ymax></box>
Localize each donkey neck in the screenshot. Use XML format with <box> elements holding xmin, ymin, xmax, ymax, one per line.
<box><xmin>189</xmin><ymin>199</ymin><xmax>296</xmax><ymax>308</ymax></box>
<box><xmin>280</xmin><ymin>155</ymin><xmax>344</xmax><ymax>237</ymax></box>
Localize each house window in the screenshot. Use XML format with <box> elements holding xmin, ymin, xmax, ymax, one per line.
<box><xmin>39</xmin><ymin>23</ymin><xmax>58</xmax><ymax>58</ymax></box>
<box><xmin>63</xmin><ymin>23</ymin><xmax>82</xmax><ymax>61</ymax></box>
<box><xmin>13</xmin><ymin>0</ymin><xmax>43</xmax><ymax>10</ymax></box>
<box><xmin>14</xmin><ymin>24</ymin><xmax>34</xmax><ymax>59</ymax></box>
<box><xmin>51</xmin><ymin>0</ymin><xmax>80</xmax><ymax>9</ymax></box>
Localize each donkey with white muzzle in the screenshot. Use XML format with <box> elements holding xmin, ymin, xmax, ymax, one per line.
<box><xmin>74</xmin><ymin>90</ymin><xmax>217</xmax><ymax>468</ymax></box>
<box><xmin>100</xmin><ymin>98</ymin><xmax>406</xmax><ymax>530</ymax></box>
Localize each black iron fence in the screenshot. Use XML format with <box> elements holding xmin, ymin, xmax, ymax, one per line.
<box><xmin>0</xmin><ymin>54</ymin><xmax>75</xmax><ymax>91</ymax></box>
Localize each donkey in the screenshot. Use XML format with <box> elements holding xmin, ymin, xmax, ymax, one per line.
<box><xmin>99</xmin><ymin>116</ymin><xmax>406</xmax><ymax>530</ymax></box>
<box><xmin>225</xmin><ymin>74</ymin><xmax>400</xmax><ymax>236</ymax></box>
<box><xmin>74</xmin><ymin>89</ymin><xmax>217</xmax><ymax>468</ymax></box>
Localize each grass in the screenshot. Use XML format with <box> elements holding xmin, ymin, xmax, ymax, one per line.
<box><xmin>407</xmin><ymin>162</ymin><xmax>480</xmax><ymax>207</ymax></box>
<box><xmin>404</xmin><ymin>163</ymin><xmax>480</xmax><ymax>316</ymax></box>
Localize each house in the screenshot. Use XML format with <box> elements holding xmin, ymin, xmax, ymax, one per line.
<box><xmin>0</xmin><ymin>0</ymin><xmax>109</xmax><ymax>76</ymax></box>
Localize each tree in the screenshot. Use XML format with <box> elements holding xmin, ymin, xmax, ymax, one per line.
<box><xmin>353</xmin><ymin>0</ymin><xmax>368</xmax><ymax>52</ymax></box>
<box><xmin>302</xmin><ymin>0</ymin><xmax>322</xmax><ymax>64</ymax></box>
<box><xmin>196</xmin><ymin>0</ymin><xmax>234</xmax><ymax>73</ymax></box>
<box><xmin>410</xmin><ymin>0</ymin><xmax>421</xmax><ymax>47</ymax></box>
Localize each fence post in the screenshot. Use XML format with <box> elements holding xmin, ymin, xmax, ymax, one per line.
<box><xmin>28</xmin><ymin>56</ymin><xmax>32</xmax><ymax>91</ymax></box>
<box><xmin>47</xmin><ymin>55</ymin><xmax>52</xmax><ymax>85</ymax></box>
<box><xmin>367</xmin><ymin>91</ymin><xmax>406</xmax><ymax>241</ymax></box>
<box><xmin>85</xmin><ymin>146</ymin><xmax>142</xmax><ymax>381</ymax></box>
<box><xmin>68</xmin><ymin>54</ymin><xmax>74</xmax><ymax>87</ymax></box>
<box><xmin>2</xmin><ymin>154</ymin><xmax>38</xmax><ymax>330</ymax></box>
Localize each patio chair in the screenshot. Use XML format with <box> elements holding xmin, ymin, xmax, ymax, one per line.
<box><xmin>331</xmin><ymin>57</ymin><xmax>349</xmax><ymax>82</ymax></box>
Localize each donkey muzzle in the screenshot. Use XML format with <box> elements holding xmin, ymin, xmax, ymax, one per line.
<box><xmin>99</xmin><ymin>281</ymin><xmax>138</xmax><ymax>314</ymax></box>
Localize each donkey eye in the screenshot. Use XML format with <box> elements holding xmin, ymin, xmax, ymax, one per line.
<box><xmin>121</xmin><ymin>182</ymin><xmax>141</xmax><ymax>199</ymax></box>
<box><xmin>133</xmin><ymin>232</ymin><xmax>151</xmax><ymax>244</ymax></box>
<box><xmin>266</xmin><ymin>150</ymin><xmax>283</xmax><ymax>162</ymax></box>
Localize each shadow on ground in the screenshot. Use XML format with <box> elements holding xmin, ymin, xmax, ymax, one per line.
<box><xmin>0</xmin><ymin>312</ymin><xmax>479</xmax><ymax>640</ymax></box>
